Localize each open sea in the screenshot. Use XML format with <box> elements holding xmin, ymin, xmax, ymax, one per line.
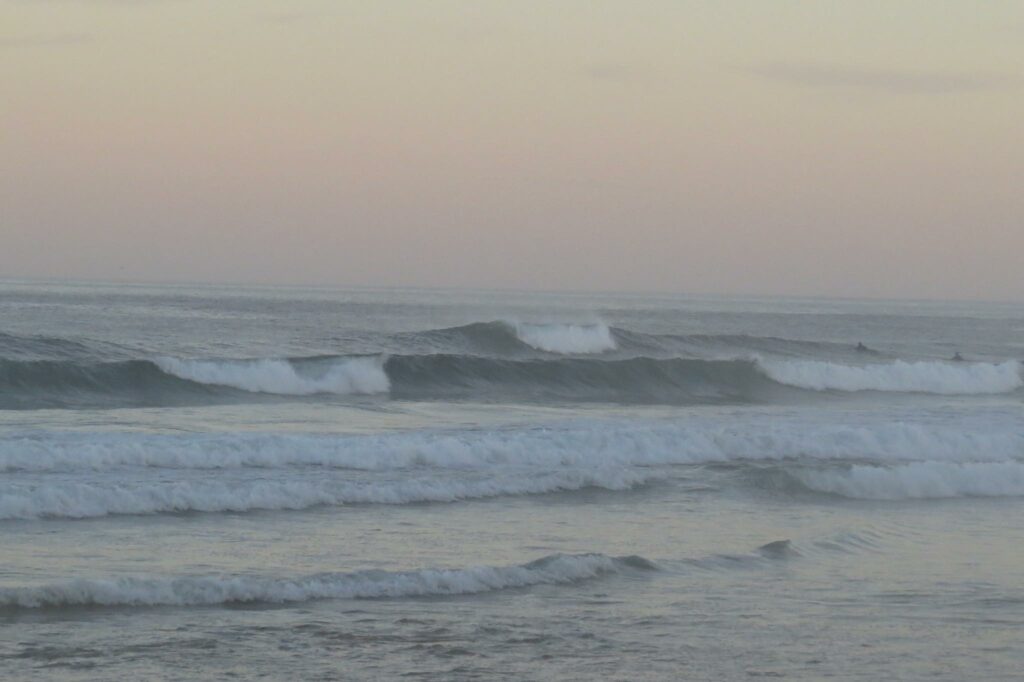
<box><xmin>1</xmin><ymin>279</ymin><xmax>1022</xmax><ymax>681</ymax></box>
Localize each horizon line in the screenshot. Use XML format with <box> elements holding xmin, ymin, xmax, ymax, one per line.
<box><xmin>2</xmin><ymin>275</ymin><xmax>1021</xmax><ymax>307</ymax></box>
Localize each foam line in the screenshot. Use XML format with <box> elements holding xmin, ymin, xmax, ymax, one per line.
<box><xmin>794</xmin><ymin>461</ymin><xmax>1024</xmax><ymax>499</ymax></box>
<box><xmin>756</xmin><ymin>358</ymin><xmax>1022</xmax><ymax>395</ymax></box>
<box><xmin>4</xmin><ymin>415</ymin><xmax>1022</xmax><ymax>473</ymax></box>
<box><xmin>154</xmin><ymin>356</ymin><xmax>389</xmax><ymax>395</ymax></box>
<box><xmin>512</xmin><ymin>322</ymin><xmax>616</xmax><ymax>354</ymax></box>
<box><xmin>0</xmin><ymin>553</ymin><xmax>651</xmax><ymax>608</ymax></box>
<box><xmin>0</xmin><ymin>469</ymin><xmax>647</xmax><ymax>519</ymax></box>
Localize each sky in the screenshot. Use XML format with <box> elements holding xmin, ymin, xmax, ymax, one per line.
<box><xmin>2</xmin><ymin>1</ymin><xmax>1023</xmax><ymax>300</ymax></box>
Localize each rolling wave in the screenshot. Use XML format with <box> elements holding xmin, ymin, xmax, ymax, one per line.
<box><xmin>4</xmin><ymin>414</ymin><xmax>1023</xmax><ymax>474</ymax></box>
<box><xmin>0</xmin><ymin>553</ymin><xmax>653</xmax><ymax>609</ymax></box>
<box><xmin>0</xmin><ymin>331</ymin><xmax>129</xmax><ymax>362</ymax></box>
<box><xmin>0</xmin><ymin>469</ymin><xmax>647</xmax><ymax>519</ymax></box>
<box><xmin>384</xmin><ymin>354</ymin><xmax>778</xmax><ymax>403</ymax></box>
<box><xmin>399</xmin><ymin>321</ymin><xmax>864</xmax><ymax>360</ymax></box>
<box><xmin>6</xmin><ymin>412</ymin><xmax>1022</xmax><ymax>516</ymax></box>
<box><xmin>0</xmin><ymin>358</ymin><xmax>215</xmax><ymax>409</ymax></box>
<box><xmin>154</xmin><ymin>356</ymin><xmax>389</xmax><ymax>396</ymax></box>
<box><xmin>391</xmin><ymin>320</ymin><xmax>616</xmax><ymax>356</ymax></box>
<box><xmin>2</xmin><ymin>341</ymin><xmax>1020</xmax><ymax>410</ymax></box>
<box><xmin>0</xmin><ymin>355</ymin><xmax>782</xmax><ymax>409</ymax></box>
<box><xmin>758</xmin><ymin>358</ymin><xmax>1023</xmax><ymax>395</ymax></box>
<box><xmin>512</xmin><ymin>322</ymin><xmax>616</xmax><ymax>354</ymax></box>
<box><xmin>791</xmin><ymin>461</ymin><xmax>1024</xmax><ymax>500</ymax></box>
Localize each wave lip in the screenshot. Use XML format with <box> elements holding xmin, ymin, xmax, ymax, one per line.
<box><xmin>757</xmin><ymin>358</ymin><xmax>1023</xmax><ymax>395</ymax></box>
<box><xmin>153</xmin><ymin>356</ymin><xmax>389</xmax><ymax>396</ymax></box>
<box><xmin>0</xmin><ymin>553</ymin><xmax>650</xmax><ymax>609</ymax></box>
<box><xmin>512</xmin><ymin>322</ymin><xmax>616</xmax><ymax>354</ymax></box>
<box><xmin>794</xmin><ymin>461</ymin><xmax>1024</xmax><ymax>499</ymax></box>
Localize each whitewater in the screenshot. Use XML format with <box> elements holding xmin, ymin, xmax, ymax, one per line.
<box><xmin>2</xmin><ymin>281</ymin><xmax>1023</xmax><ymax>681</ymax></box>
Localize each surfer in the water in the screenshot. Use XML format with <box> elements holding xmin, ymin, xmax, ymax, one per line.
<box><xmin>856</xmin><ymin>342</ymin><xmax>870</xmax><ymax>352</ymax></box>
<box><xmin>951</xmin><ymin>352</ymin><xmax>964</xmax><ymax>362</ymax></box>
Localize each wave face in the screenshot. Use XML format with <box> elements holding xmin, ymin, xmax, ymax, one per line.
<box><xmin>0</xmin><ymin>358</ymin><xmax>215</xmax><ymax>410</ymax></box>
<box><xmin>0</xmin><ymin>355</ymin><xmax>778</xmax><ymax>409</ymax></box>
<box><xmin>0</xmin><ymin>331</ymin><xmax>128</xmax><ymax>362</ymax></box>
<box><xmin>513</xmin><ymin>322</ymin><xmax>616</xmax><ymax>354</ymax></box>
<box><xmin>3</xmin><ymin>319</ymin><xmax>1021</xmax><ymax>410</ymax></box>
<box><xmin>0</xmin><ymin>356</ymin><xmax>389</xmax><ymax>409</ymax></box>
<box><xmin>390</xmin><ymin>320</ymin><xmax>618</xmax><ymax>357</ymax></box>
<box><xmin>154</xmin><ymin>356</ymin><xmax>389</xmax><ymax>396</ymax></box>
<box><xmin>757</xmin><ymin>358</ymin><xmax>1023</xmax><ymax>395</ymax></box>
<box><xmin>385</xmin><ymin>355</ymin><xmax>780</xmax><ymax>404</ymax></box>
<box><xmin>792</xmin><ymin>462</ymin><xmax>1024</xmax><ymax>500</ymax></box>
<box><xmin>2</xmin><ymin>353</ymin><xmax>1021</xmax><ymax>410</ymax></box>
<box><xmin>0</xmin><ymin>553</ymin><xmax>651</xmax><ymax>609</ymax></box>
<box><xmin>399</xmin><ymin>322</ymin><xmax>868</xmax><ymax>361</ymax></box>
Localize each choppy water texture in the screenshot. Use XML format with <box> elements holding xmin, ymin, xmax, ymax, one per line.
<box><xmin>2</xmin><ymin>281</ymin><xmax>1023</xmax><ymax>681</ymax></box>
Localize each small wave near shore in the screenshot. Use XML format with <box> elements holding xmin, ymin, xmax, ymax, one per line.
<box><xmin>0</xmin><ymin>553</ymin><xmax>654</xmax><ymax>609</ymax></box>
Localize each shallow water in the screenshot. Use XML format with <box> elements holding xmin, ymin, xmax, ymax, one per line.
<box><xmin>1</xmin><ymin>280</ymin><xmax>1022</xmax><ymax>680</ymax></box>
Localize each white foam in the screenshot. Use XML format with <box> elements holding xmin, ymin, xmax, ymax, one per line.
<box><xmin>513</xmin><ymin>322</ymin><xmax>616</xmax><ymax>354</ymax></box>
<box><xmin>0</xmin><ymin>553</ymin><xmax>631</xmax><ymax>608</ymax></box>
<box><xmin>795</xmin><ymin>461</ymin><xmax>1024</xmax><ymax>499</ymax></box>
<box><xmin>154</xmin><ymin>356</ymin><xmax>389</xmax><ymax>395</ymax></box>
<box><xmin>4</xmin><ymin>412</ymin><xmax>1024</xmax><ymax>475</ymax></box>
<box><xmin>757</xmin><ymin>358</ymin><xmax>1022</xmax><ymax>395</ymax></box>
<box><xmin>0</xmin><ymin>469</ymin><xmax>646</xmax><ymax>519</ymax></box>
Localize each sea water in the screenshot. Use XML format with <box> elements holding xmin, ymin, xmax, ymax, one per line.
<box><xmin>1</xmin><ymin>280</ymin><xmax>1022</xmax><ymax>680</ymax></box>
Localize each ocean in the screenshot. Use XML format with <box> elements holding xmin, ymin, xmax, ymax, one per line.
<box><xmin>1</xmin><ymin>279</ymin><xmax>1022</xmax><ymax>680</ymax></box>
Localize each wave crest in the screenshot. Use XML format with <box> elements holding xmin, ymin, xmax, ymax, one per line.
<box><xmin>5</xmin><ymin>414</ymin><xmax>1023</xmax><ymax>475</ymax></box>
<box><xmin>0</xmin><ymin>469</ymin><xmax>647</xmax><ymax>519</ymax></box>
<box><xmin>793</xmin><ymin>461</ymin><xmax>1024</xmax><ymax>499</ymax></box>
<box><xmin>512</xmin><ymin>322</ymin><xmax>616</xmax><ymax>354</ymax></box>
<box><xmin>154</xmin><ymin>356</ymin><xmax>389</xmax><ymax>396</ymax></box>
<box><xmin>0</xmin><ymin>553</ymin><xmax>649</xmax><ymax>608</ymax></box>
<box><xmin>757</xmin><ymin>358</ymin><xmax>1022</xmax><ymax>395</ymax></box>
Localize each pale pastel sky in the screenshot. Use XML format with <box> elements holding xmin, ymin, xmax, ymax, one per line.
<box><xmin>2</xmin><ymin>1</ymin><xmax>1023</xmax><ymax>300</ymax></box>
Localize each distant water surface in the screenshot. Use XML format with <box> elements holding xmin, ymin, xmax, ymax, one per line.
<box><xmin>1</xmin><ymin>280</ymin><xmax>1022</xmax><ymax>680</ymax></box>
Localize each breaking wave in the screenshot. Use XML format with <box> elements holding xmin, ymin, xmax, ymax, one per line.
<box><xmin>390</xmin><ymin>320</ymin><xmax>618</xmax><ymax>356</ymax></box>
<box><xmin>0</xmin><ymin>469</ymin><xmax>647</xmax><ymax>519</ymax></box>
<box><xmin>2</xmin><ymin>345</ymin><xmax>1020</xmax><ymax>410</ymax></box>
<box><xmin>4</xmin><ymin>414</ymin><xmax>1023</xmax><ymax>474</ymax></box>
<box><xmin>757</xmin><ymin>358</ymin><xmax>1023</xmax><ymax>395</ymax></box>
<box><xmin>793</xmin><ymin>461</ymin><xmax>1024</xmax><ymax>500</ymax></box>
<box><xmin>399</xmin><ymin>321</ymin><xmax>867</xmax><ymax>360</ymax></box>
<box><xmin>0</xmin><ymin>355</ymin><xmax>785</xmax><ymax>409</ymax></box>
<box><xmin>153</xmin><ymin>356</ymin><xmax>389</xmax><ymax>396</ymax></box>
<box><xmin>512</xmin><ymin>322</ymin><xmax>616</xmax><ymax>354</ymax></box>
<box><xmin>0</xmin><ymin>553</ymin><xmax>653</xmax><ymax>609</ymax></box>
